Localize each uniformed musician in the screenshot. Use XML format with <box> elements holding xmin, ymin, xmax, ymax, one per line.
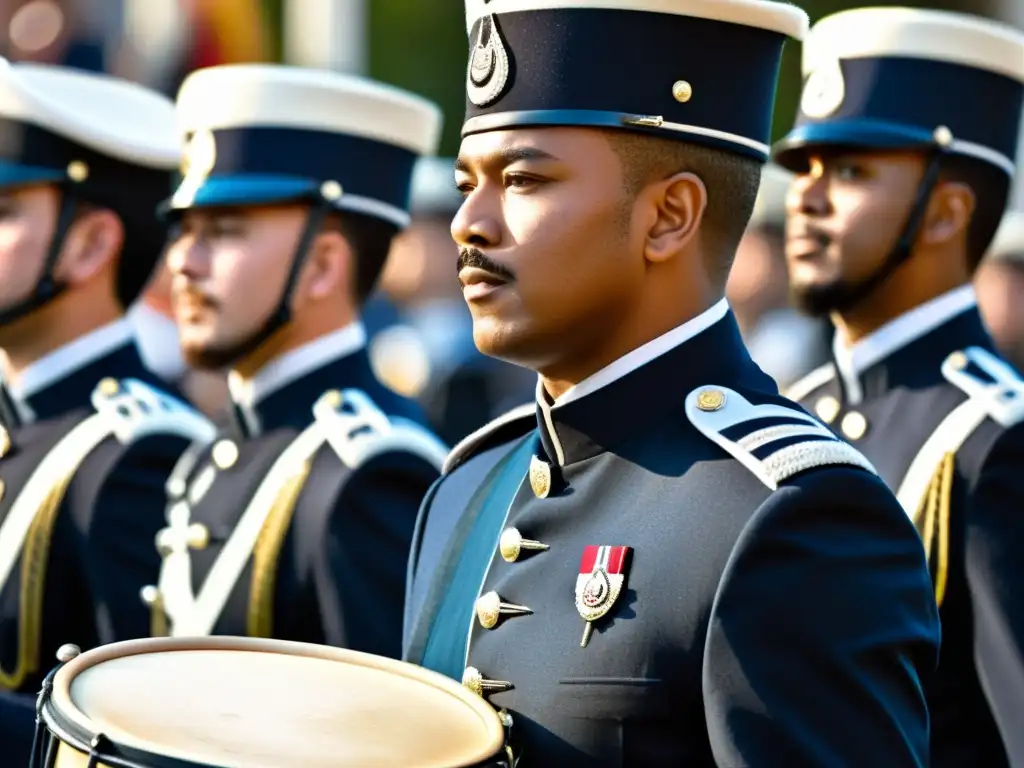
<box><xmin>403</xmin><ymin>1</ymin><xmax>940</xmax><ymax>765</ymax></box>
<box><xmin>775</xmin><ymin>8</ymin><xmax>1024</xmax><ymax>766</ymax></box>
<box><xmin>147</xmin><ymin>64</ymin><xmax>448</xmax><ymax>660</ymax></box>
<box><xmin>0</xmin><ymin>62</ymin><xmax>213</xmax><ymax>759</ymax></box>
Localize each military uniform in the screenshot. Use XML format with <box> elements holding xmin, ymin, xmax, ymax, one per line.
<box><xmin>0</xmin><ymin>63</ymin><xmax>213</xmax><ymax>759</ymax></box>
<box><xmin>774</xmin><ymin>9</ymin><xmax>1024</xmax><ymax>766</ymax></box>
<box><xmin>404</xmin><ymin>3</ymin><xmax>940</xmax><ymax>764</ymax></box>
<box><xmin>144</xmin><ymin>65</ymin><xmax>447</xmax><ymax>661</ymax></box>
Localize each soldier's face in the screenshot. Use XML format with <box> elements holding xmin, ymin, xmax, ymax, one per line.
<box><xmin>785</xmin><ymin>150</ymin><xmax>925</xmax><ymax>316</ymax></box>
<box><xmin>166</xmin><ymin>205</ymin><xmax>308</xmax><ymax>369</ymax></box>
<box><xmin>0</xmin><ymin>185</ymin><xmax>60</xmax><ymax>314</ymax></box>
<box><xmin>451</xmin><ymin>127</ymin><xmax>638</xmax><ymax>370</ymax></box>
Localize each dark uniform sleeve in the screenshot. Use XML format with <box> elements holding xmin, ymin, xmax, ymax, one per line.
<box><xmin>311</xmin><ymin>450</ymin><xmax>440</xmax><ymax>660</ymax></box>
<box><xmin>703</xmin><ymin>468</ymin><xmax>940</xmax><ymax>767</ymax></box>
<box><xmin>74</xmin><ymin>433</ymin><xmax>189</xmax><ymax>644</ymax></box>
<box><xmin>966</xmin><ymin>424</ymin><xmax>1024</xmax><ymax>762</ymax></box>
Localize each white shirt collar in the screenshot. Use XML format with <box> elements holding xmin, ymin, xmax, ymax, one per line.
<box><xmin>228</xmin><ymin>322</ymin><xmax>367</xmax><ymax>432</ymax></box>
<box><xmin>540</xmin><ymin>298</ymin><xmax>731</xmax><ymax>409</ymax></box>
<box><xmin>2</xmin><ymin>319</ymin><xmax>135</xmax><ymax>423</ymax></box>
<box><xmin>833</xmin><ymin>284</ymin><xmax>977</xmax><ymax>404</ymax></box>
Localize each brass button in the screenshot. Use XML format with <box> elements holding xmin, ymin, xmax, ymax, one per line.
<box><xmin>212</xmin><ymin>439</ymin><xmax>239</xmax><ymax>469</ymax></box>
<box><xmin>946</xmin><ymin>350</ymin><xmax>968</xmax><ymax>370</ymax></box>
<box><xmin>814</xmin><ymin>395</ymin><xmax>840</xmax><ymax>424</ymax></box>
<box><xmin>475</xmin><ymin>591</ymin><xmax>532</xmax><ymax>629</ymax></box>
<box><xmin>841</xmin><ymin>411</ymin><xmax>868</xmax><ymax>440</ymax></box>
<box><xmin>97</xmin><ymin>377</ymin><xmax>119</xmax><ymax>396</ymax></box>
<box><xmin>462</xmin><ymin>666</ymin><xmax>512</xmax><ymax>697</ymax></box>
<box><xmin>529</xmin><ymin>455</ymin><xmax>551</xmax><ymax>498</ymax></box>
<box><xmin>672</xmin><ymin>80</ymin><xmax>693</xmax><ymax>103</ymax></box>
<box><xmin>696</xmin><ymin>388</ymin><xmax>726</xmax><ymax>412</ymax></box>
<box><xmin>499</xmin><ymin>527</ymin><xmax>549</xmax><ymax>562</ymax></box>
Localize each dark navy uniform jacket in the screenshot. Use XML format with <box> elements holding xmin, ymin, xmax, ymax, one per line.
<box><xmin>405</xmin><ymin>304</ymin><xmax>940</xmax><ymax>767</ymax></box>
<box><xmin>786</xmin><ymin>286</ymin><xmax>1024</xmax><ymax>767</ymax></box>
<box><xmin>151</xmin><ymin>332</ymin><xmax>445</xmax><ymax>661</ymax></box>
<box><xmin>0</xmin><ymin>324</ymin><xmax>209</xmax><ymax>761</ymax></box>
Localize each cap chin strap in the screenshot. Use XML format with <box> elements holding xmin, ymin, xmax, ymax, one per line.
<box><xmin>223</xmin><ymin>197</ymin><xmax>334</xmax><ymax>365</ymax></box>
<box><xmin>834</xmin><ymin>127</ymin><xmax>954</xmax><ymax>313</ymax></box>
<box><xmin>0</xmin><ymin>190</ymin><xmax>78</xmax><ymax>326</ymax></box>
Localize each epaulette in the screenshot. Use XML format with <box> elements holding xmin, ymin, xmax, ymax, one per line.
<box><xmin>313</xmin><ymin>388</ymin><xmax>448</xmax><ymax>470</ymax></box>
<box><xmin>942</xmin><ymin>347</ymin><xmax>1024</xmax><ymax>428</ymax></box>
<box><xmin>783</xmin><ymin>362</ymin><xmax>836</xmax><ymax>402</ymax></box>
<box><xmin>685</xmin><ymin>385</ymin><xmax>876</xmax><ymax>490</ymax></box>
<box><xmin>90</xmin><ymin>377</ymin><xmax>216</xmax><ymax>445</ymax></box>
<box><xmin>443</xmin><ymin>402</ymin><xmax>536</xmax><ymax>475</ymax></box>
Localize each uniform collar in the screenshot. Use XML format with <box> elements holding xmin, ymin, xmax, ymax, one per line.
<box><xmin>535</xmin><ymin>300</ymin><xmax>769</xmax><ymax>466</ymax></box>
<box><xmin>832</xmin><ymin>284</ymin><xmax>983</xmax><ymax>404</ymax></box>
<box><xmin>227</xmin><ymin>323</ymin><xmax>370</xmax><ymax>436</ymax></box>
<box><xmin>2</xmin><ymin>319</ymin><xmax>138</xmax><ymax>424</ymax></box>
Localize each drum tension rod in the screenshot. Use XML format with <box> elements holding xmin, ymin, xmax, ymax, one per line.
<box><xmin>87</xmin><ymin>734</ymin><xmax>113</xmax><ymax>768</ymax></box>
<box><xmin>29</xmin><ymin>644</ymin><xmax>81</xmax><ymax>768</ymax></box>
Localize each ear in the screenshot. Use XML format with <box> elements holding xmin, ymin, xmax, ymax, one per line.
<box><xmin>643</xmin><ymin>171</ymin><xmax>707</xmax><ymax>264</ymax></box>
<box><xmin>56</xmin><ymin>208</ymin><xmax>123</xmax><ymax>286</ymax></box>
<box><xmin>296</xmin><ymin>227</ymin><xmax>354</xmax><ymax>305</ymax></box>
<box><xmin>920</xmin><ymin>180</ymin><xmax>975</xmax><ymax>247</ymax></box>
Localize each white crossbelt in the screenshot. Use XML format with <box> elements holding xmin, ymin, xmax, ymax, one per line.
<box><xmin>166</xmin><ymin>422</ymin><xmax>327</xmax><ymax>637</ymax></box>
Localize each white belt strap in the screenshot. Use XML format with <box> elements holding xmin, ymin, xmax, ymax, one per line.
<box><xmin>0</xmin><ymin>415</ymin><xmax>113</xmax><ymax>595</ymax></box>
<box><xmin>167</xmin><ymin>422</ymin><xmax>327</xmax><ymax>637</ymax></box>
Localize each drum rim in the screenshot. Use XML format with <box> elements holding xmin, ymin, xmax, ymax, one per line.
<box><xmin>42</xmin><ymin>636</ymin><xmax>505</xmax><ymax>768</ymax></box>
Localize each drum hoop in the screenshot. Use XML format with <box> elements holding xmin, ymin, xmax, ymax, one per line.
<box><xmin>44</xmin><ymin>636</ymin><xmax>505</xmax><ymax>768</ymax></box>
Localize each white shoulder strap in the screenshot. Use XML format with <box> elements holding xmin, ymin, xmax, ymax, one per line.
<box><xmin>92</xmin><ymin>377</ymin><xmax>216</xmax><ymax>445</ymax></box>
<box><xmin>313</xmin><ymin>389</ymin><xmax>448</xmax><ymax>471</ymax></box>
<box><xmin>783</xmin><ymin>362</ymin><xmax>836</xmax><ymax>402</ymax></box>
<box><xmin>685</xmin><ymin>385</ymin><xmax>876</xmax><ymax>490</ymax></box>
<box><xmin>896</xmin><ymin>347</ymin><xmax>1024</xmax><ymax>517</ymax></box>
<box><xmin>0</xmin><ymin>377</ymin><xmax>214</xmax><ymax>598</ymax></box>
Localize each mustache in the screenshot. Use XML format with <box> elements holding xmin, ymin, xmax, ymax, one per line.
<box><xmin>173</xmin><ymin>284</ymin><xmax>218</xmax><ymax>310</ymax></box>
<box><xmin>457</xmin><ymin>247</ymin><xmax>515</xmax><ymax>281</ymax></box>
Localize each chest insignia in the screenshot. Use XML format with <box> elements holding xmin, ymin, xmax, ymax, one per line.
<box><xmin>575</xmin><ymin>545</ymin><xmax>632</xmax><ymax>648</ymax></box>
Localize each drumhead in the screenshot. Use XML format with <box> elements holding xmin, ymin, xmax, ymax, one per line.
<box><xmin>43</xmin><ymin>637</ymin><xmax>504</xmax><ymax>768</ymax></box>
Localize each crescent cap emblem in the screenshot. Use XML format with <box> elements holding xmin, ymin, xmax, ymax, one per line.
<box><xmin>801</xmin><ymin>60</ymin><xmax>846</xmax><ymax>120</ymax></box>
<box><xmin>466</xmin><ymin>14</ymin><xmax>511</xmax><ymax>108</ymax></box>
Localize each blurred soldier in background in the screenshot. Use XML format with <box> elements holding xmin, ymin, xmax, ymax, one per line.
<box><xmin>146</xmin><ymin>64</ymin><xmax>447</xmax><ymax>661</ymax></box>
<box><xmin>777</xmin><ymin>8</ymin><xmax>1024</xmax><ymax>765</ymax></box>
<box><xmin>728</xmin><ymin>163</ymin><xmax>831</xmax><ymax>388</ymax></box>
<box><xmin>0</xmin><ymin>61</ymin><xmax>212</xmax><ymax>760</ymax></box>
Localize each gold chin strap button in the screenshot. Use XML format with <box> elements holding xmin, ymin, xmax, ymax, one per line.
<box><xmin>499</xmin><ymin>527</ymin><xmax>549</xmax><ymax>563</ymax></box>
<box><xmin>840</xmin><ymin>411</ymin><xmax>868</xmax><ymax>440</ymax></box>
<box><xmin>475</xmin><ymin>591</ymin><xmax>533</xmax><ymax>629</ymax></box>
<box><xmin>462</xmin><ymin>667</ymin><xmax>513</xmax><ymax>697</ymax></box>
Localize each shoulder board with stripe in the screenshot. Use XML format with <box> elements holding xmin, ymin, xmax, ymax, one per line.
<box><xmin>783</xmin><ymin>362</ymin><xmax>836</xmax><ymax>402</ymax></box>
<box><xmin>942</xmin><ymin>346</ymin><xmax>1024</xmax><ymax>429</ymax></box>
<box><xmin>443</xmin><ymin>402</ymin><xmax>536</xmax><ymax>474</ymax></box>
<box><xmin>312</xmin><ymin>388</ymin><xmax>448</xmax><ymax>471</ymax></box>
<box><xmin>91</xmin><ymin>377</ymin><xmax>216</xmax><ymax>446</ymax></box>
<box><xmin>685</xmin><ymin>385</ymin><xmax>876</xmax><ymax>490</ymax></box>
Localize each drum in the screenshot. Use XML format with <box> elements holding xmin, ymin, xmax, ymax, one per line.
<box><xmin>31</xmin><ymin>636</ymin><xmax>505</xmax><ymax>768</ymax></box>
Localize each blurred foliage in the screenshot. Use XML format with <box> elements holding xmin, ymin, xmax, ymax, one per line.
<box><xmin>256</xmin><ymin>0</ymin><xmax>1009</xmax><ymax>156</ymax></box>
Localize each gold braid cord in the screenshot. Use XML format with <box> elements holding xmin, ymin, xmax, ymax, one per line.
<box><xmin>914</xmin><ymin>451</ymin><xmax>955</xmax><ymax>609</ymax></box>
<box><xmin>246</xmin><ymin>459</ymin><xmax>313</xmax><ymax>638</ymax></box>
<box><xmin>0</xmin><ymin>467</ymin><xmax>78</xmax><ymax>689</ymax></box>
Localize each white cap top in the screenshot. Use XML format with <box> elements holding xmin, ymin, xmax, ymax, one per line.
<box><xmin>803</xmin><ymin>7</ymin><xmax>1024</xmax><ymax>83</ymax></box>
<box><xmin>175</xmin><ymin>64</ymin><xmax>444</xmax><ymax>156</ymax></box>
<box><xmin>0</xmin><ymin>61</ymin><xmax>179</xmax><ymax>169</ymax></box>
<box><xmin>466</xmin><ymin>0</ymin><xmax>808</xmax><ymax>39</ymax></box>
